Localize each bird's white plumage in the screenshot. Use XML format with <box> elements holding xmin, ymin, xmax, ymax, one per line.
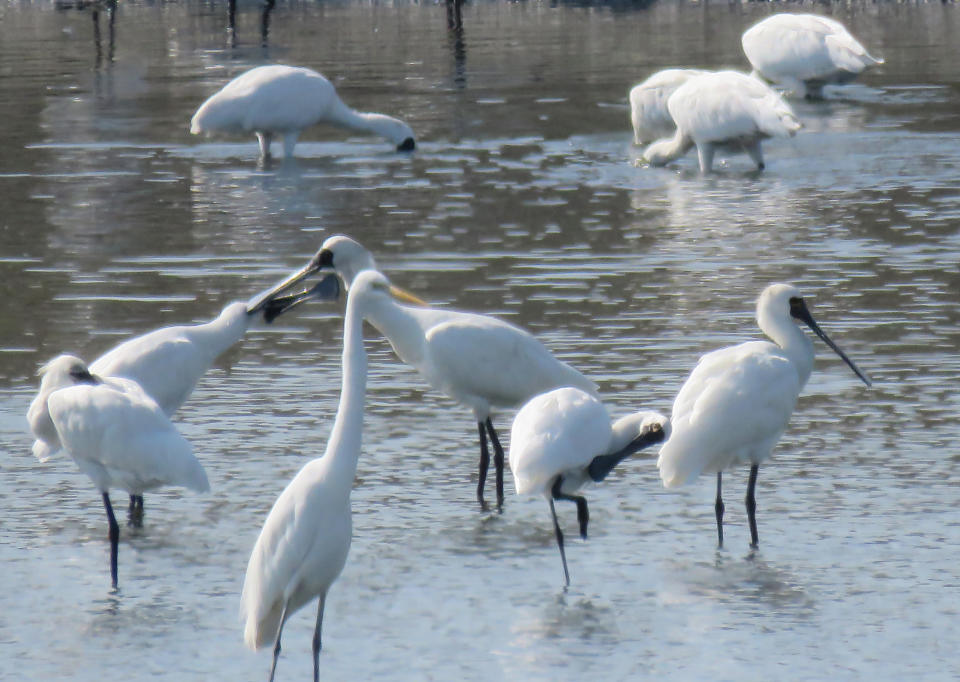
<box><xmin>644</xmin><ymin>71</ymin><xmax>800</xmax><ymax>172</ymax></box>
<box><xmin>321</xmin><ymin>235</ymin><xmax>597</xmax><ymax>421</ymax></box>
<box><xmin>657</xmin><ymin>283</ymin><xmax>852</xmax><ymax>488</ymax></box>
<box><xmin>190</xmin><ymin>65</ymin><xmax>416</xmax><ymax>159</ymax></box>
<box><xmin>629</xmin><ymin>68</ymin><xmax>708</xmax><ymax>145</ymax></box>
<box><xmin>742</xmin><ymin>13</ymin><xmax>884</xmax><ymax>98</ymax></box>
<box><xmin>41</xmin><ymin>356</ymin><xmax>209</xmax><ymax>495</ymax></box>
<box><xmin>240</xmin><ymin>270</ymin><xmax>383</xmax><ymax>664</ymax></box>
<box><xmin>90</xmin><ymin>301</ymin><xmax>251</xmax><ymax>416</ymax></box>
<box><xmin>29</xmin><ymin>302</ymin><xmax>252</xmax><ymax>462</ymax></box>
<box><xmin>657</xmin><ymin>341</ymin><xmax>800</xmax><ymax>488</ymax></box>
<box><xmin>509</xmin><ymin>387</ymin><xmax>613</xmax><ymax>497</ymax></box>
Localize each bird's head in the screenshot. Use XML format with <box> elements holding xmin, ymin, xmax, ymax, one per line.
<box><xmin>37</xmin><ymin>354</ymin><xmax>100</xmax><ymax>391</ymax></box>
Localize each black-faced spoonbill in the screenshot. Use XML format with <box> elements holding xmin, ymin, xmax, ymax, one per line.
<box><xmin>241</xmin><ymin>270</ymin><xmax>411</xmax><ymax>682</ymax></box>
<box><xmin>27</xmin><ymin>275</ymin><xmax>340</xmax><ymax>526</ymax></box>
<box><xmin>509</xmin><ymin>387</ymin><xmax>669</xmax><ymax>586</ymax></box>
<box><xmin>657</xmin><ymin>283</ymin><xmax>871</xmax><ymax>548</ymax></box>
<box><xmin>629</xmin><ymin>68</ymin><xmax>708</xmax><ymax>145</ymax></box>
<box><xmin>37</xmin><ymin>354</ymin><xmax>209</xmax><ymax>589</ymax></box>
<box><xmin>643</xmin><ymin>70</ymin><xmax>801</xmax><ymax>173</ymax></box>
<box><xmin>741</xmin><ymin>13</ymin><xmax>884</xmax><ymax>99</ymax></box>
<box><xmin>261</xmin><ymin>234</ymin><xmax>598</xmax><ymax>511</ymax></box>
<box><xmin>190</xmin><ymin>65</ymin><xmax>416</xmax><ymax>162</ymax></box>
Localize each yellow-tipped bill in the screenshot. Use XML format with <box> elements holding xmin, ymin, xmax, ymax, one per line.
<box><xmin>389</xmin><ymin>285</ymin><xmax>428</xmax><ymax>306</ymax></box>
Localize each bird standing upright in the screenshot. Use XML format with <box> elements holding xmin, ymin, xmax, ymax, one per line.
<box><xmin>657</xmin><ymin>283</ymin><xmax>871</xmax><ymax>548</ymax></box>
<box><xmin>37</xmin><ymin>354</ymin><xmax>209</xmax><ymax>589</ymax></box>
<box><xmin>509</xmin><ymin>387</ymin><xmax>669</xmax><ymax>586</ymax></box>
<box><xmin>260</xmin><ymin>235</ymin><xmax>597</xmax><ymax>511</ymax></box>
<box><xmin>190</xmin><ymin>64</ymin><xmax>416</xmax><ymax>161</ymax></box>
<box><xmin>241</xmin><ymin>270</ymin><xmax>412</xmax><ymax>682</ymax></box>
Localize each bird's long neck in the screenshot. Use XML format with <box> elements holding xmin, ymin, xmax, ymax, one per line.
<box><xmin>189</xmin><ymin>305</ymin><xmax>251</xmax><ymax>362</ymax></box>
<box><xmin>327</xmin><ymin>98</ymin><xmax>402</xmax><ymax>139</ymax></box>
<box><xmin>361</xmin><ymin>297</ymin><xmax>429</xmax><ymax>369</ymax></box>
<box><xmin>644</xmin><ymin>129</ymin><xmax>694</xmax><ymax>166</ymax></box>
<box><xmin>760</xmin><ymin>313</ymin><xmax>815</xmax><ymax>387</ymax></box>
<box><xmin>323</xmin><ymin>288</ymin><xmax>368</xmax><ymax>486</ymax></box>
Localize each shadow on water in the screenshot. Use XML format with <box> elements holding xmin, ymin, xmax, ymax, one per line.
<box><xmin>668</xmin><ymin>550</ymin><xmax>815</xmax><ymax>617</ymax></box>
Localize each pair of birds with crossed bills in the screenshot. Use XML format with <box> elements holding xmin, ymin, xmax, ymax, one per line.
<box><xmin>29</xmin><ymin>234</ymin><xmax>871</xmax><ymax>680</ymax></box>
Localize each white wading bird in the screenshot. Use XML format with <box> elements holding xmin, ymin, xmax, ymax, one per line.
<box><xmin>27</xmin><ymin>275</ymin><xmax>340</xmax><ymax>526</ymax></box>
<box><xmin>629</xmin><ymin>68</ymin><xmax>708</xmax><ymax>145</ymax></box>
<box><xmin>37</xmin><ymin>354</ymin><xmax>209</xmax><ymax>589</ymax></box>
<box><xmin>643</xmin><ymin>70</ymin><xmax>801</xmax><ymax>173</ymax></box>
<box><xmin>190</xmin><ymin>64</ymin><xmax>416</xmax><ymax>161</ymax></box>
<box><xmin>656</xmin><ymin>283</ymin><xmax>871</xmax><ymax>548</ymax></box>
<box><xmin>742</xmin><ymin>13</ymin><xmax>884</xmax><ymax>99</ymax></box>
<box><xmin>260</xmin><ymin>234</ymin><xmax>597</xmax><ymax>511</ymax></box>
<box><xmin>241</xmin><ymin>270</ymin><xmax>411</xmax><ymax>682</ymax></box>
<box><xmin>509</xmin><ymin>387</ymin><xmax>669</xmax><ymax>586</ymax></box>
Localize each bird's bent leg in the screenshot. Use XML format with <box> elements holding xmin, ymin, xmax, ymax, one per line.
<box><xmin>745</xmin><ymin>464</ymin><xmax>759</xmax><ymax>549</ymax></box>
<box><xmin>697</xmin><ymin>142</ymin><xmax>715</xmax><ymax>173</ymax></box>
<box><xmin>102</xmin><ymin>492</ymin><xmax>119</xmax><ymax>589</ymax></box>
<box><xmin>551</xmin><ymin>477</ymin><xmax>589</xmax><ymax>540</ymax></box>
<box><xmin>476</xmin><ymin>421</ymin><xmax>490</xmax><ymax>509</ymax></box>
<box><xmin>269</xmin><ymin>605</ymin><xmax>289</xmax><ymax>682</ymax></box>
<box><xmin>715</xmin><ymin>472</ymin><xmax>725</xmax><ymax>547</ymax></box>
<box><xmin>745</xmin><ymin>141</ymin><xmax>765</xmax><ymax>171</ymax></box>
<box><xmin>312</xmin><ymin>594</ymin><xmax>326</xmax><ymax>682</ymax></box>
<box><xmin>548</xmin><ymin>495</ymin><xmax>571</xmax><ymax>587</ymax></box>
<box><xmin>485</xmin><ymin>417</ymin><xmax>505</xmax><ymax>511</ymax></box>
<box><xmin>256</xmin><ymin>132</ymin><xmax>273</xmax><ymax>160</ymax></box>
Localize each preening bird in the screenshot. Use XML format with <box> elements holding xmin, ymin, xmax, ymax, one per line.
<box><xmin>37</xmin><ymin>354</ymin><xmax>209</xmax><ymax>589</ymax></box>
<box><xmin>261</xmin><ymin>235</ymin><xmax>597</xmax><ymax>511</ymax></box>
<box><xmin>656</xmin><ymin>283</ymin><xmax>871</xmax><ymax>548</ymax></box>
<box><xmin>629</xmin><ymin>68</ymin><xmax>708</xmax><ymax>145</ymax></box>
<box><xmin>742</xmin><ymin>13</ymin><xmax>884</xmax><ymax>99</ymax></box>
<box><xmin>190</xmin><ymin>64</ymin><xmax>416</xmax><ymax>161</ymax></box>
<box><xmin>509</xmin><ymin>387</ymin><xmax>669</xmax><ymax>586</ymax></box>
<box><xmin>241</xmin><ymin>270</ymin><xmax>403</xmax><ymax>682</ymax></box>
<box><xmin>643</xmin><ymin>70</ymin><xmax>801</xmax><ymax>173</ymax></box>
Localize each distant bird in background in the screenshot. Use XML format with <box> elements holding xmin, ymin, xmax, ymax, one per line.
<box><xmin>37</xmin><ymin>355</ymin><xmax>209</xmax><ymax>589</ymax></box>
<box><xmin>509</xmin><ymin>387</ymin><xmax>669</xmax><ymax>586</ymax></box>
<box><xmin>644</xmin><ymin>70</ymin><xmax>801</xmax><ymax>173</ymax></box>
<box><xmin>190</xmin><ymin>65</ymin><xmax>416</xmax><ymax>161</ymax></box>
<box><xmin>629</xmin><ymin>68</ymin><xmax>708</xmax><ymax>145</ymax></box>
<box><xmin>242</xmin><ymin>271</ymin><xmax>401</xmax><ymax>682</ymax></box>
<box><xmin>657</xmin><ymin>283</ymin><xmax>871</xmax><ymax>548</ymax></box>
<box><xmin>261</xmin><ymin>234</ymin><xmax>597</xmax><ymax>511</ymax></box>
<box><xmin>742</xmin><ymin>13</ymin><xmax>884</xmax><ymax>99</ymax></box>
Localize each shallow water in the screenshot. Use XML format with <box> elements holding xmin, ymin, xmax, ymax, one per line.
<box><xmin>1</xmin><ymin>1</ymin><xmax>959</xmax><ymax>680</ymax></box>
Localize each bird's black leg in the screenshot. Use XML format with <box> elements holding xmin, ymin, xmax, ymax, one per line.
<box><xmin>312</xmin><ymin>594</ymin><xmax>326</xmax><ymax>682</ymax></box>
<box><xmin>485</xmin><ymin>417</ymin><xmax>505</xmax><ymax>512</ymax></box>
<box><xmin>476</xmin><ymin>421</ymin><xmax>490</xmax><ymax>510</ymax></box>
<box><xmin>551</xmin><ymin>477</ymin><xmax>589</xmax><ymax>540</ymax></box>
<box><xmin>127</xmin><ymin>494</ymin><xmax>144</xmax><ymax>528</ymax></box>
<box><xmin>102</xmin><ymin>492</ymin><xmax>119</xmax><ymax>589</ymax></box>
<box><xmin>745</xmin><ymin>464</ymin><xmax>759</xmax><ymax>549</ymax></box>
<box><xmin>715</xmin><ymin>472</ymin><xmax>725</xmax><ymax>547</ymax></box>
<box><xmin>269</xmin><ymin>606</ymin><xmax>288</xmax><ymax>682</ymax></box>
<box><xmin>548</xmin><ymin>496</ymin><xmax>570</xmax><ymax>587</ymax></box>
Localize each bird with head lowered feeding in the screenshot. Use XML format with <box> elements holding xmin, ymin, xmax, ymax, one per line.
<box><xmin>190</xmin><ymin>64</ymin><xmax>416</xmax><ymax>162</ymax></box>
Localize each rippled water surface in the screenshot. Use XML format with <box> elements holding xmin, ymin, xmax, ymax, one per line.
<box><xmin>1</xmin><ymin>1</ymin><xmax>959</xmax><ymax>680</ymax></box>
